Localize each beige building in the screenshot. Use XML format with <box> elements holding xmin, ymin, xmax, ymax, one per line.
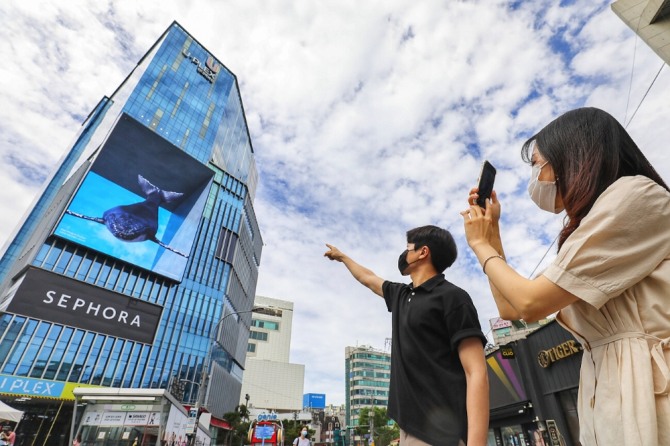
<box><xmin>612</xmin><ymin>0</ymin><xmax>670</xmax><ymax>64</ymax></box>
<box><xmin>488</xmin><ymin>317</ymin><xmax>551</xmax><ymax>347</ymax></box>
<box><xmin>240</xmin><ymin>296</ymin><xmax>305</xmax><ymax>414</ymax></box>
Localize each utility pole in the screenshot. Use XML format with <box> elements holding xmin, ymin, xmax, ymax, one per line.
<box><xmin>369</xmin><ymin>391</ymin><xmax>375</xmax><ymax>446</ymax></box>
<box><xmin>369</xmin><ymin>411</ymin><xmax>374</xmax><ymax>446</ymax></box>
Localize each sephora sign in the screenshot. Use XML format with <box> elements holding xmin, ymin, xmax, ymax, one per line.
<box><xmin>6</xmin><ymin>268</ymin><xmax>162</xmax><ymax>344</ymax></box>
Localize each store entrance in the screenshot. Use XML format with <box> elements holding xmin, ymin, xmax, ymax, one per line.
<box><xmin>78</xmin><ymin>426</ymin><xmax>158</xmax><ymax>446</ymax></box>
<box><xmin>4</xmin><ymin>399</ymin><xmax>74</xmax><ymax>446</ymax></box>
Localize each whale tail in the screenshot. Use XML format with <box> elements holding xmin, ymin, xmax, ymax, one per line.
<box><xmin>138</xmin><ymin>175</ymin><xmax>184</xmax><ymax>203</ymax></box>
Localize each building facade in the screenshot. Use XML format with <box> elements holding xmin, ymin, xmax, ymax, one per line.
<box><xmin>0</xmin><ymin>21</ymin><xmax>262</xmax><ymax>443</ymax></box>
<box><xmin>240</xmin><ymin>296</ymin><xmax>305</xmax><ymax>414</ymax></box>
<box><xmin>612</xmin><ymin>0</ymin><xmax>670</xmax><ymax>65</ymax></box>
<box><xmin>344</xmin><ymin>345</ymin><xmax>390</xmax><ymax>430</ymax></box>
<box><xmin>486</xmin><ymin>319</ymin><xmax>582</xmax><ymax>446</ymax></box>
<box><xmin>489</xmin><ymin>317</ymin><xmax>551</xmax><ymax>346</ymax></box>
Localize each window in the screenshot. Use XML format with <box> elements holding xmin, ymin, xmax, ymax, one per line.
<box><xmin>251</xmin><ymin>320</ymin><xmax>279</xmax><ymax>331</ymax></box>
<box><xmin>247</xmin><ymin>343</ymin><xmax>256</xmax><ymax>352</ymax></box>
<box><xmin>215</xmin><ymin>228</ymin><xmax>238</xmax><ymax>262</ymax></box>
<box><xmin>249</xmin><ymin>331</ymin><xmax>268</xmax><ymax>341</ymax></box>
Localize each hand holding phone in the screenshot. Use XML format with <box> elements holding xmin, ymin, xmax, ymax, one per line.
<box><xmin>475</xmin><ymin>160</ymin><xmax>496</xmax><ymax>208</ymax></box>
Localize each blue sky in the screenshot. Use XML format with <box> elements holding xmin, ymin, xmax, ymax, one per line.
<box><xmin>1</xmin><ymin>0</ymin><xmax>669</xmax><ymax>406</ymax></box>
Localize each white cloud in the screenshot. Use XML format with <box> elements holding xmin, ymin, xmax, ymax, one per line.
<box><xmin>1</xmin><ymin>0</ymin><xmax>669</xmax><ymax>407</ymax></box>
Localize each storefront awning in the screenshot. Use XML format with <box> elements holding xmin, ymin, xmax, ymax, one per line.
<box><xmin>209</xmin><ymin>416</ymin><xmax>232</xmax><ymax>430</ymax></box>
<box><xmin>490</xmin><ymin>401</ymin><xmax>533</xmax><ymax>420</ymax></box>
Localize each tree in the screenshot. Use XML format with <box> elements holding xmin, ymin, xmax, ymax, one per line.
<box><xmin>357</xmin><ymin>407</ymin><xmax>398</xmax><ymax>446</ymax></box>
<box><xmin>223</xmin><ymin>405</ymin><xmax>251</xmax><ymax>446</ymax></box>
<box><xmin>238</xmin><ymin>404</ymin><xmax>250</xmax><ymax>423</ymax></box>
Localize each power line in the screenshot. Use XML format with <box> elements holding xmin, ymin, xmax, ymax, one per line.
<box><xmin>623</xmin><ymin>14</ymin><xmax>643</xmax><ymax>125</ymax></box>
<box><xmin>528</xmin><ymin>234</ymin><xmax>558</xmax><ymax>278</ymax></box>
<box><xmin>622</xmin><ymin>12</ymin><xmax>666</xmax><ymax>129</ymax></box>
<box><xmin>483</xmin><ymin>231</ymin><xmax>558</xmax><ymax>344</ymax></box>
<box><xmin>625</xmin><ymin>62</ymin><xmax>666</xmax><ymax>128</ymax></box>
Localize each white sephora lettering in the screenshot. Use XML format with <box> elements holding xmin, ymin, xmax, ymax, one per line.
<box><xmin>43</xmin><ymin>290</ymin><xmax>141</xmax><ymax>327</ymax></box>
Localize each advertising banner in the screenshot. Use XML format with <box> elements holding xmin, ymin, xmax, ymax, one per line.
<box><xmin>303</xmin><ymin>393</ymin><xmax>326</xmax><ymax>409</ymax></box>
<box><xmin>124</xmin><ymin>412</ymin><xmax>160</xmax><ymax>426</ymax></box>
<box><xmin>0</xmin><ymin>373</ymin><xmax>102</xmax><ymax>400</ymax></box>
<box><xmin>486</xmin><ymin>350</ymin><xmax>528</xmax><ymax>409</ymax></box>
<box><xmin>164</xmin><ymin>405</ymin><xmax>191</xmax><ymax>446</ymax></box>
<box><xmin>54</xmin><ymin>113</ymin><xmax>214</xmax><ymax>281</ymax></box>
<box><xmin>6</xmin><ymin>267</ymin><xmax>163</xmax><ymax>344</ymax></box>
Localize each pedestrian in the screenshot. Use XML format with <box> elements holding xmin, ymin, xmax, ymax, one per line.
<box><xmin>292</xmin><ymin>426</ymin><xmax>311</xmax><ymax>446</ymax></box>
<box><xmin>325</xmin><ymin>225</ymin><xmax>489</xmax><ymax>446</ymax></box>
<box><xmin>6</xmin><ymin>429</ymin><xmax>14</xmax><ymax>446</ymax></box>
<box><xmin>461</xmin><ymin>106</ymin><xmax>670</xmax><ymax>446</ymax></box>
<box><xmin>73</xmin><ymin>434</ymin><xmax>81</xmax><ymax>446</ymax></box>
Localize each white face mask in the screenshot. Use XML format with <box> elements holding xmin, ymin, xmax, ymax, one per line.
<box><xmin>301</xmin><ymin>431</ymin><xmax>308</xmax><ymax>437</ymax></box>
<box><xmin>528</xmin><ymin>162</ymin><xmax>563</xmax><ymax>213</ymax></box>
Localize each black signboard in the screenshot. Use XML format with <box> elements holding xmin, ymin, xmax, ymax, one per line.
<box><xmin>500</xmin><ymin>346</ymin><xmax>515</xmax><ymax>359</ymax></box>
<box><xmin>7</xmin><ymin>267</ymin><xmax>162</xmax><ymax>344</ymax></box>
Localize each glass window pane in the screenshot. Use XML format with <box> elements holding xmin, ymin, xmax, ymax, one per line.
<box><xmin>58</xmin><ymin>330</ymin><xmax>84</xmax><ymax>380</ymax></box>
<box><xmin>44</xmin><ymin>327</ymin><xmax>73</xmax><ymax>379</ymax></box>
<box><xmin>91</xmin><ymin>337</ymin><xmax>114</xmax><ymax>385</ymax></box>
<box><xmin>31</xmin><ymin>324</ymin><xmax>62</xmax><ymax>378</ymax></box>
<box><xmin>8</xmin><ymin>319</ymin><xmax>37</xmax><ymax>376</ymax></box>
<box><xmin>81</xmin><ymin>334</ymin><xmax>105</xmax><ymax>383</ymax></box>
<box><xmin>69</xmin><ymin>332</ymin><xmax>95</xmax><ymax>382</ymax></box>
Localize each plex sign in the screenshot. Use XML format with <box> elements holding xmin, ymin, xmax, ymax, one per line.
<box><xmin>6</xmin><ymin>267</ymin><xmax>162</xmax><ymax>344</ymax></box>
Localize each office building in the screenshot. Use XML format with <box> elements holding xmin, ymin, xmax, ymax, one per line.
<box><xmin>612</xmin><ymin>0</ymin><xmax>670</xmax><ymax>64</ymax></box>
<box><xmin>344</xmin><ymin>345</ymin><xmax>390</xmax><ymax>429</ymax></box>
<box><xmin>0</xmin><ymin>21</ymin><xmax>262</xmax><ymax>443</ymax></box>
<box><xmin>240</xmin><ymin>296</ymin><xmax>305</xmax><ymax>415</ymax></box>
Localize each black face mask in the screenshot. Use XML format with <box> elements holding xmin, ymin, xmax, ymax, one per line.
<box><xmin>397</xmin><ymin>250</ymin><xmax>410</xmax><ymax>275</ymax></box>
<box><xmin>399</xmin><ymin>245</ymin><xmax>424</xmax><ymax>275</ymax></box>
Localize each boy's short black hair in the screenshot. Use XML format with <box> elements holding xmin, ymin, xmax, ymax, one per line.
<box><xmin>406</xmin><ymin>225</ymin><xmax>457</xmax><ymax>273</ymax></box>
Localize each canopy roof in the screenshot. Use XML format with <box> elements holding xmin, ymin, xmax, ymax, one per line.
<box><xmin>0</xmin><ymin>400</ymin><xmax>23</xmax><ymax>423</ymax></box>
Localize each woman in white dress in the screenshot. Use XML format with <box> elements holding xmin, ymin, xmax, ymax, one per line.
<box><xmin>461</xmin><ymin>107</ymin><xmax>670</xmax><ymax>446</ymax></box>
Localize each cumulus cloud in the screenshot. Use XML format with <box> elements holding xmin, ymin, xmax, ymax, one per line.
<box><xmin>1</xmin><ymin>0</ymin><xmax>669</xmax><ymax>405</ymax></box>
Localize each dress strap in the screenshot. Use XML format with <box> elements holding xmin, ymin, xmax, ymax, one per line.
<box><xmin>585</xmin><ymin>331</ymin><xmax>670</xmax><ymax>395</ymax></box>
<box><xmin>651</xmin><ymin>337</ymin><xmax>670</xmax><ymax>395</ymax></box>
<box><xmin>585</xmin><ymin>331</ymin><xmax>660</xmax><ymax>350</ymax></box>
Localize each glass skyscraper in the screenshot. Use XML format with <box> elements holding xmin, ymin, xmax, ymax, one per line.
<box><xmin>0</xmin><ymin>21</ymin><xmax>261</xmax><ymax>442</ymax></box>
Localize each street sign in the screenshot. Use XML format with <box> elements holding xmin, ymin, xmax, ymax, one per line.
<box><xmin>186</xmin><ymin>417</ymin><xmax>197</xmax><ymax>435</ymax></box>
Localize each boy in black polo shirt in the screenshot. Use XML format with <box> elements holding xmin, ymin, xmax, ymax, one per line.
<box><xmin>325</xmin><ymin>225</ymin><xmax>488</xmax><ymax>446</ymax></box>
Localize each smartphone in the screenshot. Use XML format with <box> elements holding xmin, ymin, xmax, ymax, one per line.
<box><xmin>476</xmin><ymin>160</ymin><xmax>496</xmax><ymax>208</ymax></box>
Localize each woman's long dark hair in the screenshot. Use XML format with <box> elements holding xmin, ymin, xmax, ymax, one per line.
<box><xmin>521</xmin><ymin>107</ymin><xmax>669</xmax><ymax>249</ymax></box>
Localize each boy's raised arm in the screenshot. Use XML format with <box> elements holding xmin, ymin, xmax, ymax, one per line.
<box><xmin>324</xmin><ymin>244</ymin><xmax>384</xmax><ymax>297</ymax></box>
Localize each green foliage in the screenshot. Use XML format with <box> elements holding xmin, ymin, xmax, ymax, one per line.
<box><xmin>356</xmin><ymin>407</ymin><xmax>399</xmax><ymax>446</ymax></box>
<box><xmin>222</xmin><ymin>405</ymin><xmax>250</xmax><ymax>446</ymax></box>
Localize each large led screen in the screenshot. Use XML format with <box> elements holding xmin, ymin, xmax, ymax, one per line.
<box><xmin>54</xmin><ymin>114</ymin><xmax>214</xmax><ymax>281</ymax></box>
